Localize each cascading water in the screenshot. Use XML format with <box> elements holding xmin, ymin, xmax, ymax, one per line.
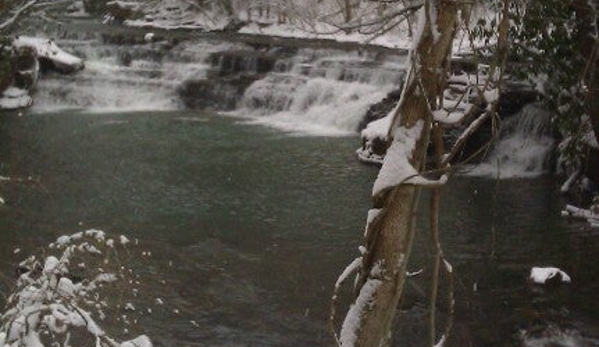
<box><xmin>31</xmin><ymin>36</ymin><xmax>227</xmax><ymax>113</ymax></box>
<box><xmin>235</xmin><ymin>50</ymin><xmax>406</xmax><ymax>135</ymax></box>
<box><xmin>465</xmin><ymin>104</ymin><xmax>556</xmax><ymax>178</ymax></box>
<box><xmin>28</xmin><ymin>27</ymin><xmax>407</xmax><ymax>136</ymax></box>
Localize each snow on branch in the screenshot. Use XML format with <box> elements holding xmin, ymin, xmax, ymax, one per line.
<box><xmin>338</xmin><ymin>278</ymin><xmax>382</xmax><ymax>347</ymax></box>
<box><xmin>1</xmin><ymin>230</ymin><xmax>153</xmax><ymax>347</ymax></box>
<box><xmin>372</xmin><ymin>120</ymin><xmax>448</xmax><ymax>197</ymax></box>
<box><xmin>0</xmin><ymin>0</ymin><xmax>38</xmax><ymax>32</ymax></box>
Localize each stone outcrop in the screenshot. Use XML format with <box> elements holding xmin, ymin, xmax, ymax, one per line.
<box><xmin>0</xmin><ymin>37</ymin><xmax>84</xmax><ymax>110</ymax></box>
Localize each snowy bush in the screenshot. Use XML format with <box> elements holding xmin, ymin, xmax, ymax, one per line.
<box><xmin>0</xmin><ymin>230</ymin><xmax>152</xmax><ymax>347</ymax></box>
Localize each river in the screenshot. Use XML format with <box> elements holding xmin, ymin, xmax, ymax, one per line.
<box><xmin>0</xmin><ymin>108</ymin><xmax>597</xmax><ymax>347</ymax></box>
<box><xmin>1</xmin><ymin>19</ymin><xmax>599</xmax><ymax>346</ymax></box>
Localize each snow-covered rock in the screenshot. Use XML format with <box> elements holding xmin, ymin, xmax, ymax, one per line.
<box><xmin>0</xmin><ymin>87</ymin><xmax>32</xmax><ymax>110</ymax></box>
<box><xmin>14</xmin><ymin>37</ymin><xmax>84</xmax><ymax>74</ymax></box>
<box><xmin>144</xmin><ymin>32</ymin><xmax>155</xmax><ymax>43</ymax></box>
<box><xmin>529</xmin><ymin>267</ymin><xmax>571</xmax><ymax>285</ymax></box>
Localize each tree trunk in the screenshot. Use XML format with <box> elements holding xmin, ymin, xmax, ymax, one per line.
<box><xmin>339</xmin><ymin>1</ymin><xmax>457</xmax><ymax>346</ymax></box>
<box><xmin>344</xmin><ymin>0</ymin><xmax>352</xmax><ymax>23</ymax></box>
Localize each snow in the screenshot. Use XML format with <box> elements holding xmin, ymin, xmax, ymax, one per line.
<box><xmin>144</xmin><ymin>32</ymin><xmax>155</xmax><ymax>43</ymax></box>
<box><xmin>529</xmin><ymin>267</ymin><xmax>571</xmax><ymax>284</ymax></box>
<box><xmin>372</xmin><ymin>120</ymin><xmax>424</xmax><ymax>197</ymax></box>
<box><xmin>239</xmin><ymin>22</ymin><xmax>412</xmax><ymax>50</ymax></box>
<box><xmin>434</xmin><ymin>335</ymin><xmax>447</xmax><ymax>347</ymax></box>
<box><xmin>443</xmin><ymin>259</ymin><xmax>453</xmax><ymax>273</ymax></box>
<box><xmin>43</xmin><ymin>256</ymin><xmax>60</xmax><ymax>274</ymax></box>
<box><xmin>121</xmin><ymin>335</ymin><xmax>153</xmax><ymax>347</ymax></box>
<box><xmin>335</xmin><ymin>257</ymin><xmax>363</xmax><ymax>288</ymax></box>
<box><xmin>361</xmin><ymin>113</ymin><xmax>394</xmax><ymax>141</ymax></box>
<box><xmin>2</xmin><ymin>230</ymin><xmax>152</xmax><ymax>347</ymax></box>
<box><xmin>339</xmin><ymin>278</ymin><xmax>382</xmax><ymax>347</ymax></box>
<box><xmin>120</xmin><ymin>235</ymin><xmax>131</xmax><ymax>244</ymax></box>
<box><xmin>364</xmin><ymin>209</ymin><xmax>381</xmax><ymax>237</ymax></box>
<box><xmin>433</xmin><ymin>109</ymin><xmax>467</xmax><ymax>125</ymax></box>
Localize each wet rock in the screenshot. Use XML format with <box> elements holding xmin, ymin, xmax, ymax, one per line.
<box><xmin>178</xmin><ymin>75</ymin><xmax>257</xmax><ymax>111</ymax></box>
<box><xmin>222</xmin><ymin>19</ymin><xmax>249</xmax><ymax>33</ymax></box>
<box><xmin>14</xmin><ymin>46</ymin><xmax>39</xmax><ymax>90</ymax></box>
<box><xmin>106</xmin><ymin>1</ymin><xmax>143</xmax><ymax>22</ymax></box>
<box><xmin>209</xmin><ymin>50</ymin><xmax>278</xmax><ymax>77</ymax></box>
<box><xmin>82</xmin><ymin>0</ymin><xmax>109</xmax><ymax>14</ymax></box>
<box><xmin>357</xmin><ymin>88</ymin><xmax>402</xmax><ymax>132</ymax></box>
<box><xmin>498</xmin><ymin>87</ymin><xmax>541</xmax><ymax>118</ymax></box>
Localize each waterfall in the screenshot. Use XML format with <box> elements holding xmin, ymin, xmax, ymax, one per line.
<box><xmin>29</xmin><ymin>29</ymin><xmax>407</xmax><ymax>137</ymax></box>
<box><xmin>31</xmin><ymin>38</ymin><xmax>221</xmax><ymax>113</ymax></box>
<box><xmin>465</xmin><ymin>104</ymin><xmax>555</xmax><ymax>178</ymax></box>
<box><xmin>235</xmin><ymin>51</ymin><xmax>406</xmax><ymax>136</ymax></box>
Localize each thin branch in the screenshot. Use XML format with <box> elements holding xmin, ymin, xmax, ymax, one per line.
<box><xmin>0</xmin><ymin>0</ymin><xmax>38</xmax><ymax>32</ymax></box>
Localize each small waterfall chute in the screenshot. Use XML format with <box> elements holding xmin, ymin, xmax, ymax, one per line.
<box><xmin>464</xmin><ymin>104</ymin><xmax>555</xmax><ymax>178</ymax></box>
<box><xmin>236</xmin><ymin>53</ymin><xmax>405</xmax><ymax>135</ymax></box>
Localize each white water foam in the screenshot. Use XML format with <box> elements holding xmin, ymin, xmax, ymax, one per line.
<box><xmin>465</xmin><ymin>104</ymin><xmax>555</xmax><ymax>178</ymax></box>
<box><xmin>235</xmin><ymin>53</ymin><xmax>404</xmax><ymax>136</ymax></box>
<box><xmin>31</xmin><ymin>40</ymin><xmax>211</xmax><ymax>114</ymax></box>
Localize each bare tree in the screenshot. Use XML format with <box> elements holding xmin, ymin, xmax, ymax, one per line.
<box><xmin>330</xmin><ymin>1</ymin><xmax>511</xmax><ymax>346</ymax></box>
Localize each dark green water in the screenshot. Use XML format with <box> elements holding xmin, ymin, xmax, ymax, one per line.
<box><xmin>0</xmin><ymin>111</ymin><xmax>597</xmax><ymax>347</ymax></box>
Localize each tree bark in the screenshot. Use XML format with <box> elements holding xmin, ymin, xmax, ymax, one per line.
<box><xmin>340</xmin><ymin>1</ymin><xmax>458</xmax><ymax>347</ymax></box>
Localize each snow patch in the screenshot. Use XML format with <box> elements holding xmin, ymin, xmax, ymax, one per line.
<box><xmin>529</xmin><ymin>267</ymin><xmax>571</xmax><ymax>284</ymax></box>
<box><xmin>339</xmin><ymin>278</ymin><xmax>382</xmax><ymax>347</ymax></box>
<box><xmin>372</xmin><ymin>120</ymin><xmax>424</xmax><ymax>196</ymax></box>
